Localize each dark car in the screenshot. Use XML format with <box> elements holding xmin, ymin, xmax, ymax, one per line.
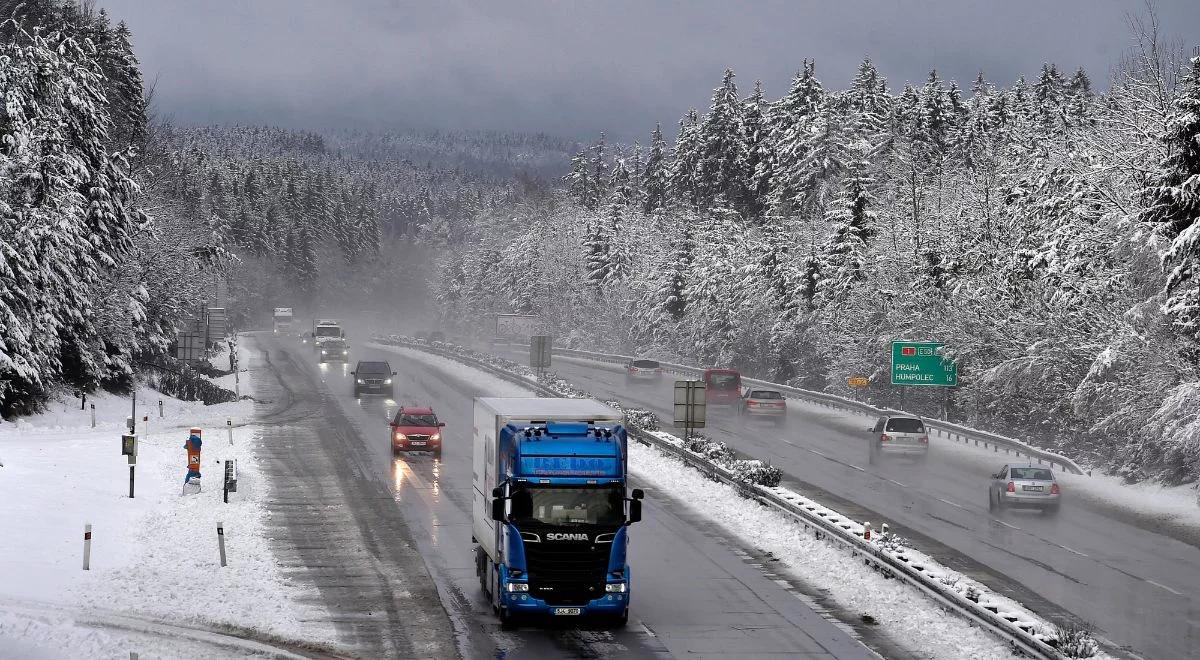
<box><xmin>390</xmin><ymin>406</ymin><xmax>445</xmax><ymax>456</ymax></box>
<box><xmin>352</xmin><ymin>360</ymin><xmax>396</xmax><ymax>398</ymax></box>
<box><xmin>319</xmin><ymin>338</ymin><xmax>349</xmax><ymax>363</ymax></box>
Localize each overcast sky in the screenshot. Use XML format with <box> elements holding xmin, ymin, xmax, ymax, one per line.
<box><xmin>98</xmin><ymin>0</ymin><xmax>1199</xmax><ymax>142</ymax></box>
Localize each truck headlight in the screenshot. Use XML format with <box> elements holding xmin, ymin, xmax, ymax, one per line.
<box><xmin>356</xmin><ymin>378</ymin><xmax>365</xmax><ymax>384</ymax></box>
<box><xmin>383</xmin><ymin>378</ymin><xmax>392</xmax><ymax>385</ymax></box>
<box><xmin>505</xmin><ymin>582</ymin><xmax>530</xmax><ymax>592</ymax></box>
<box><xmin>605</xmin><ymin>583</ymin><xmax>627</xmax><ymax>593</ymax></box>
<box><xmin>321</xmin><ymin>350</ymin><xmax>328</xmax><ymax>355</ymax></box>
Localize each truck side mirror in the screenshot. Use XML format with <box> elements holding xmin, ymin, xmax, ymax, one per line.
<box><xmin>350</xmin><ymin>371</ymin><xmax>356</xmax><ymax>376</ymax></box>
<box><xmin>491</xmin><ymin>486</ymin><xmax>503</xmax><ymax>498</ymax></box>
<box><xmin>491</xmin><ymin>499</ymin><xmax>506</xmax><ymax>522</ymax></box>
<box><xmin>631</xmin><ymin>488</ymin><xmax>645</xmax><ymax>500</ymax></box>
<box><xmin>392</xmin><ymin>371</ymin><xmax>397</xmax><ymax>376</ymax></box>
<box><xmin>510</xmin><ymin>490</ymin><xmax>533</xmax><ymax>518</ymax></box>
<box><xmin>628</xmin><ymin>499</ymin><xmax>642</xmax><ymax>524</ymax></box>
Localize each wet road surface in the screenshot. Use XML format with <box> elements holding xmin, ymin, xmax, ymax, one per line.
<box><xmin>249</xmin><ymin>333</ymin><xmax>888</xmax><ymax>659</ymax></box>
<box><xmin>516</xmin><ymin>349</ymin><xmax>1200</xmax><ymax>660</ymax></box>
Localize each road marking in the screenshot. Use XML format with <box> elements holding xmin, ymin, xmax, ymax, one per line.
<box><xmin>935</xmin><ymin>497</ymin><xmax>967</xmax><ymax>510</ymax></box>
<box><xmin>994</xmin><ymin>519</ymin><xmax>1020</xmax><ymax>530</ymax></box>
<box><xmin>848</xmin><ymin>464</ymin><xmax>865</xmax><ymax>472</ymax></box>
<box><xmin>887</xmin><ymin>479</ymin><xmax>908</xmax><ymax>488</ymax></box>
<box><xmin>1058</xmin><ymin>545</ymin><xmax>1089</xmax><ymax>558</ymax></box>
<box><xmin>1145</xmin><ymin>579</ymin><xmax>1184</xmax><ymax>596</ymax></box>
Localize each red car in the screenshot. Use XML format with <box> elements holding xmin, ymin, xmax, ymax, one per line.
<box><xmin>389</xmin><ymin>406</ymin><xmax>445</xmax><ymax>456</ymax></box>
<box><xmin>704</xmin><ymin>368</ymin><xmax>742</xmax><ymax>407</ymax></box>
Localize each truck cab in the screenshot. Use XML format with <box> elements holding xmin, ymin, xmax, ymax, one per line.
<box><xmin>312</xmin><ymin>318</ymin><xmax>345</xmax><ymax>351</ymax></box>
<box><xmin>473</xmin><ymin>398</ymin><xmax>643</xmax><ymax>627</ymax></box>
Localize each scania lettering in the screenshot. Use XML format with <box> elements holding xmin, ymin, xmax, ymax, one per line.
<box><xmin>472</xmin><ymin>397</ymin><xmax>644</xmax><ymax>627</ymax></box>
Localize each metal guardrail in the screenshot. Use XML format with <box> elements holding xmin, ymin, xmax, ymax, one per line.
<box><xmin>372</xmin><ymin>336</ymin><xmax>1066</xmax><ymax>659</ymax></box>
<box><xmin>533</xmin><ymin>345</ymin><xmax>1087</xmax><ymax>476</ymax></box>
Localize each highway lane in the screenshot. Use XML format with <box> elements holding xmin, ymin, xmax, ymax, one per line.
<box><xmin>254</xmin><ymin>332</ymin><xmax>888</xmax><ymax>659</ymax></box>
<box><xmin>508</xmin><ymin>349</ymin><xmax>1200</xmax><ymax>660</ymax></box>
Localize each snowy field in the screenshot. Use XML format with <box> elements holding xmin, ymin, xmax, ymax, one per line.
<box><xmin>0</xmin><ymin>341</ymin><xmax>336</xmax><ymax>658</ymax></box>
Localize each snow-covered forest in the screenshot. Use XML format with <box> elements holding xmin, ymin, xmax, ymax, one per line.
<box><xmin>161</xmin><ymin>123</ymin><xmax>572</xmax><ymax>324</ymax></box>
<box><xmin>0</xmin><ymin>2</ymin><xmax>572</xmax><ymax>415</ymax></box>
<box><xmin>3</xmin><ymin>1</ymin><xmax>1198</xmax><ymax>483</ymax></box>
<box><xmin>0</xmin><ymin>3</ymin><xmax>162</xmax><ymax>415</ymax></box>
<box><xmin>433</xmin><ymin>22</ymin><xmax>1200</xmax><ymax>483</ymax></box>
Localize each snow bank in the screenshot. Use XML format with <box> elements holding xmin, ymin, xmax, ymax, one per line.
<box><xmin>628</xmin><ymin>441</ymin><xmax>1019</xmax><ymax>659</ymax></box>
<box><xmin>0</xmin><ymin>339</ymin><xmax>335</xmax><ymax>658</ymax></box>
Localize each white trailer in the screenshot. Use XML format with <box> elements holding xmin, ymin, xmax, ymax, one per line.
<box><xmin>272</xmin><ymin>307</ymin><xmax>294</xmax><ymax>334</ymax></box>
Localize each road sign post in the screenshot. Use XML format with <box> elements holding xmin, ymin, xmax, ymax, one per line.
<box><xmin>847</xmin><ymin>376</ymin><xmax>869</xmax><ymax>402</ymax></box>
<box><xmin>673</xmin><ymin>380</ymin><xmax>706</xmax><ymax>441</ymax></box>
<box><xmin>529</xmin><ymin>335</ymin><xmax>552</xmax><ymax>380</ymax></box>
<box><xmin>890</xmin><ymin>341</ymin><xmax>957</xmax><ymax>387</ymax></box>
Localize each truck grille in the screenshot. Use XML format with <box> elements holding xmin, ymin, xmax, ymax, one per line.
<box><xmin>525</xmin><ymin>541</ymin><xmax>608</xmax><ymax>605</ymax></box>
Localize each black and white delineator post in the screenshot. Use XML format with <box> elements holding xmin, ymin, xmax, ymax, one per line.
<box><xmin>121</xmin><ymin>434</ymin><xmax>138</xmax><ymax>498</ymax></box>
<box><xmin>227</xmin><ymin>419</ymin><xmax>233</xmax><ymax>445</ymax></box>
<box><xmin>673</xmin><ymin>380</ymin><xmax>707</xmax><ymax>441</ymax></box>
<box><xmin>90</xmin><ymin>403</ymin><xmax>95</xmax><ymax>428</ymax></box>
<box><xmin>223</xmin><ymin>460</ymin><xmax>237</xmax><ymax>504</ymax></box>
<box><xmin>82</xmin><ymin>523</ymin><xmax>92</xmax><ymax>570</ymax></box>
<box><xmin>217</xmin><ymin>522</ymin><xmax>227</xmax><ymax>567</ymax></box>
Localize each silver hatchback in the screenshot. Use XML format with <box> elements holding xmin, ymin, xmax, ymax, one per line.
<box><xmin>869</xmin><ymin>415</ymin><xmax>929</xmax><ymax>461</ymax></box>
<box><xmin>989</xmin><ymin>464</ymin><xmax>1060</xmax><ymax>514</ymax></box>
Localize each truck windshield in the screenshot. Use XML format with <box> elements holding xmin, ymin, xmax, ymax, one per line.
<box><xmin>511</xmin><ymin>485</ymin><xmax>624</xmax><ymax>527</ymax></box>
<box><xmin>316</xmin><ymin>326</ymin><xmax>341</xmax><ymax>337</ymax></box>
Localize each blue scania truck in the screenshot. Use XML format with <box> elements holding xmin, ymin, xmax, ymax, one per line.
<box><xmin>472</xmin><ymin>397</ymin><xmax>644</xmax><ymax>627</ymax></box>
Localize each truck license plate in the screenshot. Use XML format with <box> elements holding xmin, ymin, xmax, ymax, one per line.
<box><xmin>553</xmin><ymin>608</ymin><xmax>582</xmax><ymax>616</ymax></box>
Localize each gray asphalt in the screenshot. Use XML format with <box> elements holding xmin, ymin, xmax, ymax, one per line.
<box><xmin>249</xmin><ymin>333</ymin><xmax>890</xmax><ymax>660</ymax></box>
<box><xmin>518</xmin><ymin>350</ymin><xmax>1200</xmax><ymax>660</ymax></box>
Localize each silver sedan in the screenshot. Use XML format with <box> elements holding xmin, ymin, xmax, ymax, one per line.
<box><xmin>988</xmin><ymin>464</ymin><xmax>1061</xmax><ymax>515</ymax></box>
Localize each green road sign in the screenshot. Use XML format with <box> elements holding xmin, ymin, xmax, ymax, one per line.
<box><xmin>890</xmin><ymin>341</ymin><xmax>957</xmax><ymax>387</ymax></box>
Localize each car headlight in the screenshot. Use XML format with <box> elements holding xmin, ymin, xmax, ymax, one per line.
<box><xmin>356</xmin><ymin>378</ymin><xmax>365</xmax><ymax>384</ymax></box>
<box><xmin>394</xmin><ymin>432</ymin><xmax>407</xmax><ymax>440</ymax></box>
<box><xmin>383</xmin><ymin>378</ymin><xmax>392</xmax><ymax>385</ymax></box>
<box><xmin>321</xmin><ymin>350</ymin><xmax>327</xmax><ymax>354</ymax></box>
<box><xmin>430</xmin><ymin>433</ymin><xmax>441</xmax><ymax>441</ymax></box>
<box><xmin>505</xmin><ymin>582</ymin><xmax>530</xmax><ymax>592</ymax></box>
<box><xmin>605</xmin><ymin>583</ymin><xmax>627</xmax><ymax>593</ymax></box>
